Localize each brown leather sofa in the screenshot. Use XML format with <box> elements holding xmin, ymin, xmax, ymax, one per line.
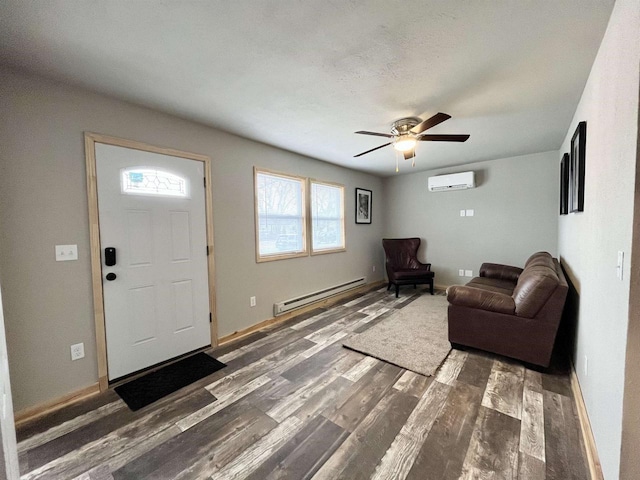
<box><xmin>446</xmin><ymin>252</ymin><xmax>568</xmax><ymax>367</ymax></box>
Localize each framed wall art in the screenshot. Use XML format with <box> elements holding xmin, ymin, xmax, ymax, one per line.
<box><xmin>560</xmin><ymin>153</ymin><xmax>569</xmax><ymax>215</ymax></box>
<box><xmin>569</xmin><ymin>121</ymin><xmax>586</xmax><ymax>213</ymax></box>
<box><xmin>355</xmin><ymin>188</ymin><xmax>372</xmax><ymax>224</ymax></box>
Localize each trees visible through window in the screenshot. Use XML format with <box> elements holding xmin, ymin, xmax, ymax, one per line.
<box><xmin>254</xmin><ymin>168</ymin><xmax>346</xmax><ymax>262</ymax></box>
<box><xmin>255</xmin><ymin>169</ymin><xmax>307</xmax><ymax>260</ymax></box>
<box><xmin>311</xmin><ymin>181</ymin><xmax>345</xmax><ymax>254</ymax></box>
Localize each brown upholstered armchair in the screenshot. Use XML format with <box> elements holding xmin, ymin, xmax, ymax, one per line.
<box><xmin>382</xmin><ymin>238</ymin><xmax>434</xmax><ymax>297</ymax></box>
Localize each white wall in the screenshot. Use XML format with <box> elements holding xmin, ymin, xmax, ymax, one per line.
<box><xmin>383</xmin><ymin>151</ymin><xmax>559</xmax><ymax>287</ymax></box>
<box><xmin>0</xmin><ymin>68</ymin><xmax>385</xmax><ymax>411</ymax></box>
<box><xmin>557</xmin><ymin>0</ymin><xmax>640</xmax><ymax>477</ymax></box>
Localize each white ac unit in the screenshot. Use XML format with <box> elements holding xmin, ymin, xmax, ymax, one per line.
<box><xmin>427</xmin><ymin>171</ymin><xmax>475</xmax><ymax>192</ymax></box>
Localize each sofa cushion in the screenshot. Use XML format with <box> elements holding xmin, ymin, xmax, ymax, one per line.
<box><xmin>525</xmin><ymin>251</ymin><xmax>553</xmax><ymax>267</ymax></box>
<box><xmin>513</xmin><ymin>265</ymin><xmax>558</xmax><ymax>318</ymax></box>
<box><xmin>467</xmin><ymin>276</ymin><xmax>516</xmax><ymax>295</ymax></box>
<box><xmin>447</xmin><ymin>285</ymin><xmax>516</xmax><ymax>314</ymax></box>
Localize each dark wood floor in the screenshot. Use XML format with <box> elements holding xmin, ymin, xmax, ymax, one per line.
<box><xmin>16</xmin><ymin>287</ymin><xmax>590</xmax><ymax>479</ymax></box>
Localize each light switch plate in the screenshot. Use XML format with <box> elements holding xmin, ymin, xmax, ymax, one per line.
<box><xmin>459</xmin><ymin>210</ymin><xmax>466</xmax><ymax>217</ymax></box>
<box><xmin>466</xmin><ymin>209</ymin><xmax>474</xmax><ymax>216</ymax></box>
<box><xmin>617</xmin><ymin>251</ymin><xmax>624</xmax><ymax>280</ymax></box>
<box><xmin>464</xmin><ymin>270</ymin><xmax>473</xmax><ymax>277</ymax></box>
<box><xmin>458</xmin><ymin>269</ymin><xmax>464</xmax><ymax>276</ymax></box>
<box><xmin>55</xmin><ymin>245</ymin><xmax>78</xmax><ymax>261</ymax></box>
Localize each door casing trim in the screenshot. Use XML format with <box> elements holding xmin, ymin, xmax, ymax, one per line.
<box><xmin>84</xmin><ymin>132</ymin><xmax>218</xmax><ymax>391</ymax></box>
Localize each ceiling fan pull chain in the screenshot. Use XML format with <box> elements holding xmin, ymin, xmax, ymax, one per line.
<box><xmin>396</xmin><ymin>151</ymin><xmax>399</xmax><ymax>172</ymax></box>
<box><xmin>412</xmin><ymin>158</ymin><xmax>415</xmax><ymax>168</ymax></box>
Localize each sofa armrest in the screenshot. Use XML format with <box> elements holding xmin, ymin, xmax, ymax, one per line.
<box><xmin>447</xmin><ymin>285</ymin><xmax>516</xmax><ymax>315</ymax></box>
<box><xmin>479</xmin><ymin>263</ymin><xmax>523</xmax><ymax>282</ymax></box>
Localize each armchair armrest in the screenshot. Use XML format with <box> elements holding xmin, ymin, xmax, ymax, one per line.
<box><xmin>446</xmin><ymin>285</ymin><xmax>516</xmax><ymax>315</ymax></box>
<box><xmin>479</xmin><ymin>263</ymin><xmax>523</xmax><ymax>282</ymax></box>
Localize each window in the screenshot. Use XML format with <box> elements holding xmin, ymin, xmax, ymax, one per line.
<box><xmin>255</xmin><ymin>169</ymin><xmax>307</xmax><ymax>261</ymax></box>
<box><xmin>121</xmin><ymin>168</ymin><xmax>188</xmax><ymax>197</ymax></box>
<box><xmin>254</xmin><ymin>168</ymin><xmax>347</xmax><ymax>261</ymax></box>
<box><xmin>310</xmin><ymin>180</ymin><xmax>345</xmax><ymax>254</ymax></box>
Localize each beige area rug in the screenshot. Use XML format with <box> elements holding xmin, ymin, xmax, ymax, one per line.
<box><xmin>342</xmin><ymin>294</ymin><xmax>451</xmax><ymax>376</ymax></box>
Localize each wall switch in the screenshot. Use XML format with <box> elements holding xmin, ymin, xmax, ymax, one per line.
<box><xmin>458</xmin><ymin>269</ymin><xmax>465</xmax><ymax>276</ymax></box>
<box><xmin>617</xmin><ymin>251</ymin><xmax>624</xmax><ymax>280</ymax></box>
<box><xmin>372</xmin><ymin>265</ymin><xmax>376</xmax><ymax>272</ymax></box>
<box><xmin>55</xmin><ymin>244</ymin><xmax>78</xmax><ymax>261</ymax></box>
<box><xmin>584</xmin><ymin>355</ymin><xmax>588</xmax><ymax>377</ymax></box>
<box><xmin>466</xmin><ymin>209</ymin><xmax>474</xmax><ymax>217</ymax></box>
<box><xmin>70</xmin><ymin>343</ymin><xmax>84</xmax><ymax>361</ymax></box>
<box><xmin>250</xmin><ymin>296</ymin><xmax>256</xmax><ymax>307</ymax></box>
<box><xmin>464</xmin><ymin>270</ymin><xmax>473</xmax><ymax>277</ymax></box>
<box><xmin>459</xmin><ymin>210</ymin><xmax>466</xmax><ymax>217</ymax></box>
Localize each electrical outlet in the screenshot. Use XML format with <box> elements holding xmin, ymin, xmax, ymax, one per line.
<box><xmin>464</xmin><ymin>270</ymin><xmax>473</xmax><ymax>277</ymax></box>
<box><xmin>458</xmin><ymin>269</ymin><xmax>464</xmax><ymax>276</ymax></box>
<box><xmin>70</xmin><ymin>343</ymin><xmax>84</xmax><ymax>361</ymax></box>
<box><xmin>459</xmin><ymin>210</ymin><xmax>466</xmax><ymax>217</ymax></box>
<box><xmin>250</xmin><ymin>296</ymin><xmax>256</xmax><ymax>307</ymax></box>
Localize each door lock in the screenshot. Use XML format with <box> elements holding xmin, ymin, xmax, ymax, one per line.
<box><xmin>105</xmin><ymin>247</ymin><xmax>117</xmax><ymax>266</ymax></box>
<box><xmin>105</xmin><ymin>272</ymin><xmax>117</xmax><ymax>281</ymax></box>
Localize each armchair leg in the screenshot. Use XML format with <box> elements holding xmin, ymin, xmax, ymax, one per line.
<box><xmin>395</xmin><ymin>284</ymin><xmax>400</xmax><ymax>298</ymax></box>
<box><xmin>387</xmin><ymin>282</ymin><xmax>392</xmax><ymax>291</ymax></box>
<box><xmin>430</xmin><ymin>280</ymin><xmax>434</xmax><ymax>295</ymax></box>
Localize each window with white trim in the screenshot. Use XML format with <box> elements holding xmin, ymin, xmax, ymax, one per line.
<box><xmin>310</xmin><ymin>180</ymin><xmax>345</xmax><ymax>254</ymax></box>
<box><xmin>255</xmin><ymin>169</ymin><xmax>307</xmax><ymax>261</ymax></box>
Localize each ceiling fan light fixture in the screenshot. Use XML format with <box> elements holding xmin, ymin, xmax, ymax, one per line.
<box><xmin>393</xmin><ymin>135</ymin><xmax>417</xmax><ymax>152</ymax></box>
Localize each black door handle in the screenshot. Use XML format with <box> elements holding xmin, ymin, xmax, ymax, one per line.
<box><xmin>105</xmin><ymin>247</ymin><xmax>116</xmax><ymax>266</ymax></box>
<box><xmin>106</xmin><ymin>272</ymin><xmax>117</xmax><ymax>281</ymax></box>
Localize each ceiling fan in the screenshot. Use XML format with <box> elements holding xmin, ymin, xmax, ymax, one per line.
<box><xmin>354</xmin><ymin>113</ymin><xmax>469</xmax><ymax>168</ymax></box>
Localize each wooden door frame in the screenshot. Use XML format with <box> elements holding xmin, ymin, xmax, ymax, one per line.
<box><xmin>84</xmin><ymin>132</ymin><xmax>218</xmax><ymax>391</ymax></box>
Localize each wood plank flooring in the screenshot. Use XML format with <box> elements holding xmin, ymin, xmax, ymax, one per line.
<box><xmin>16</xmin><ymin>287</ymin><xmax>590</xmax><ymax>479</ymax></box>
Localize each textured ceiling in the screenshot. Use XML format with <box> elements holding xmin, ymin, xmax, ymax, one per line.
<box><xmin>0</xmin><ymin>1</ymin><xmax>614</xmax><ymax>176</ymax></box>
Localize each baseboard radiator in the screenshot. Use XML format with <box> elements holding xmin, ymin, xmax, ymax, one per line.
<box><xmin>274</xmin><ymin>277</ymin><xmax>366</xmax><ymax>316</ymax></box>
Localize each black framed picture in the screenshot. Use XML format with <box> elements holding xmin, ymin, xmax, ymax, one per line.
<box><xmin>560</xmin><ymin>153</ymin><xmax>569</xmax><ymax>215</ymax></box>
<box><xmin>569</xmin><ymin>121</ymin><xmax>586</xmax><ymax>213</ymax></box>
<box><xmin>355</xmin><ymin>188</ymin><xmax>372</xmax><ymax>224</ymax></box>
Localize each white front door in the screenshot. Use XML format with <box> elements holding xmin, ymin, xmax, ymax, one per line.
<box><xmin>95</xmin><ymin>143</ymin><xmax>211</xmax><ymax>380</ymax></box>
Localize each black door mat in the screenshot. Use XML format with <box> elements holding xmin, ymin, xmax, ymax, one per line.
<box><xmin>114</xmin><ymin>352</ymin><xmax>226</xmax><ymax>411</ymax></box>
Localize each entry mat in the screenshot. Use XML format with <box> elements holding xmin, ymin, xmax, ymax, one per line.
<box><xmin>115</xmin><ymin>352</ymin><xmax>226</xmax><ymax>411</ymax></box>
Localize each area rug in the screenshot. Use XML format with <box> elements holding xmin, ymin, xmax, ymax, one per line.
<box><xmin>115</xmin><ymin>352</ymin><xmax>226</xmax><ymax>411</ymax></box>
<box><xmin>342</xmin><ymin>294</ymin><xmax>451</xmax><ymax>376</ymax></box>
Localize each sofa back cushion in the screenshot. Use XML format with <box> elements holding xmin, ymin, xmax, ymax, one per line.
<box><xmin>525</xmin><ymin>251</ymin><xmax>553</xmax><ymax>267</ymax></box>
<box><xmin>513</xmin><ymin>255</ymin><xmax>559</xmax><ymax>317</ymax></box>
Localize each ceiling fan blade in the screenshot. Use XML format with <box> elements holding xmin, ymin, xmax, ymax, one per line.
<box><xmin>355</xmin><ymin>130</ymin><xmax>394</xmax><ymax>138</ymax></box>
<box><xmin>410</xmin><ymin>112</ymin><xmax>451</xmax><ymax>134</ymax></box>
<box><xmin>403</xmin><ymin>149</ymin><xmax>415</xmax><ymax>160</ymax></box>
<box><xmin>418</xmin><ymin>134</ymin><xmax>470</xmax><ymax>142</ymax></box>
<box><xmin>353</xmin><ymin>142</ymin><xmax>391</xmax><ymax>157</ymax></box>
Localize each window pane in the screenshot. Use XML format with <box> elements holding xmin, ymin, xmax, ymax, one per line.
<box><xmin>311</xmin><ymin>182</ymin><xmax>344</xmax><ymax>252</ymax></box>
<box><xmin>121</xmin><ymin>168</ymin><xmax>188</xmax><ymax>197</ymax></box>
<box><xmin>256</xmin><ymin>171</ymin><xmax>306</xmax><ymax>257</ymax></box>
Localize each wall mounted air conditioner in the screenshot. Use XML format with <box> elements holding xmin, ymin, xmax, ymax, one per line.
<box><xmin>427</xmin><ymin>171</ymin><xmax>475</xmax><ymax>192</ymax></box>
